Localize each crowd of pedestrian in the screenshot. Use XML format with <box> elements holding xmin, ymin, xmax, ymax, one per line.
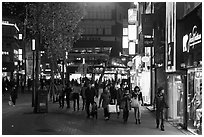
<box><xmin>3</xmin><ymin>75</ymin><xmax>169</xmax><ymax>131</ymax></box>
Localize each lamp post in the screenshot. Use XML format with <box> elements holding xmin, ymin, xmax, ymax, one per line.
<box><xmin>32</xmin><ymin>39</ymin><xmax>35</xmax><ymax>107</ymax></box>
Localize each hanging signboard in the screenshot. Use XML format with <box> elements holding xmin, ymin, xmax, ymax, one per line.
<box><xmin>165</xmin><ymin>2</ymin><xmax>176</xmax><ymax>72</ymax></box>
<box><xmin>128</xmin><ymin>8</ymin><xmax>137</xmax><ymax>24</ymax></box>
<box><xmin>167</xmin><ymin>42</ymin><xmax>174</xmax><ymax>66</ymax></box>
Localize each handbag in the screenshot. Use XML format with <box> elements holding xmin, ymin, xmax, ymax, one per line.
<box><xmin>131</xmin><ymin>97</ymin><xmax>139</xmax><ymax>108</ymax></box>
<box><xmin>107</xmin><ymin>104</ymin><xmax>119</xmax><ymax>113</ymax></box>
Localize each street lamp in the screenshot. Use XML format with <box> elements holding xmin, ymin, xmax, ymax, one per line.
<box><xmin>32</xmin><ymin>39</ymin><xmax>35</xmax><ymax>107</ymax></box>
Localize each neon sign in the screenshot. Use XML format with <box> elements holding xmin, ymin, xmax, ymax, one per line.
<box><xmin>183</xmin><ymin>26</ymin><xmax>201</xmax><ymax>52</ymax></box>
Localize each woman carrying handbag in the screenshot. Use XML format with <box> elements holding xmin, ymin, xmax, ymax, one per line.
<box><xmin>131</xmin><ymin>86</ymin><xmax>144</xmax><ymax>124</ymax></box>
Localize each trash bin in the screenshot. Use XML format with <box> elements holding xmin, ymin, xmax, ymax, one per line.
<box><xmin>37</xmin><ymin>89</ymin><xmax>48</xmax><ymax>113</ymax></box>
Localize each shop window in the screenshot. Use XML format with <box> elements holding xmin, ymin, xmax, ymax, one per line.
<box><xmin>187</xmin><ymin>68</ymin><xmax>202</xmax><ymax>134</ymax></box>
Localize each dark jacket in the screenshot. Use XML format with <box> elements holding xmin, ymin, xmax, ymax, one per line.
<box><xmin>64</xmin><ymin>86</ymin><xmax>72</xmax><ymax>97</ymax></box>
<box><xmin>116</xmin><ymin>88</ymin><xmax>123</xmax><ymax>105</ymax></box>
<box><xmin>85</xmin><ymin>87</ymin><xmax>96</xmax><ymax>102</ymax></box>
<box><xmin>10</xmin><ymin>84</ymin><xmax>18</xmax><ymax>99</ymax></box>
<box><xmin>99</xmin><ymin>90</ymin><xmax>111</xmax><ymax>108</ymax></box>
<box><xmin>121</xmin><ymin>91</ymin><xmax>131</xmax><ymax>110</ymax></box>
<box><xmin>154</xmin><ymin>93</ymin><xmax>168</xmax><ymax>110</ymax></box>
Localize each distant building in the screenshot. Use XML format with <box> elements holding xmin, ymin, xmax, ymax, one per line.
<box><xmin>2</xmin><ymin>19</ymin><xmax>21</xmax><ymax>80</ymax></box>
<box><xmin>68</xmin><ymin>2</ymin><xmax>130</xmax><ymax>77</ymax></box>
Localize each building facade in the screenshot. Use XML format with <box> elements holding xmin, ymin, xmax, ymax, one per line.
<box><xmin>2</xmin><ymin>19</ymin><xmax>21</xmax><ymax>80</ymax></box>
<box><xmin>165</xmin><ymin>2</ymin><xmax>202</xmax><ymax>135</ymax></box>
<box><xmin>67</xmin><ymin>2</ymin><xmax>129</xmax><ymax>80</ymax></box>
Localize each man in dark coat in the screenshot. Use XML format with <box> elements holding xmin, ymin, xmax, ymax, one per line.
<box><xmin>64</xmin><ymin>83</ymin><xmax>72</xmax><ymax>109</ymax></box>
<box><xmin>10</xmin><ymin>78</ymin><xmax>18</xmax><ymax>106</ymax></box>
<box><xmin>85</xmin><ymin>82</ymin><xmax>96</xmax><ymax>118</ymax></box>
<box><xmin>154</xmin><ymin>87</ymin><xmax>168</xmax><ymax>131</ymax></box>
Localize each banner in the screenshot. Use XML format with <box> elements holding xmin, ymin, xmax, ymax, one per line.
<box><xmin>26</xmin><ymin>51</ymin><xmax>35</xmax><ymax>78</ymax></box>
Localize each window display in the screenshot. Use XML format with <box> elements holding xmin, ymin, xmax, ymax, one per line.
<box><xmin>187</xmin><ymin>68</ymin><xmax>202</xmax><ymax>134</ymax></box>
<box><xmin>167</xmin><ymin>75</ymin><xmax>184</xmax><ymax>125</ymax></box>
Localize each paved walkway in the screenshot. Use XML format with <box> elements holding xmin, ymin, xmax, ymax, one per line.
<box><xmin>2</xmin><ymin>92</ymin><xmax>193</xmax><ymax>135</ymax></box>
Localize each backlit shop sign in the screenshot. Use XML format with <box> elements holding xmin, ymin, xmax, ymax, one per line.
<box><xmin>183</xmin><ymin>26</ymin><xmax>201</xmax><ymax>52</ymax></box>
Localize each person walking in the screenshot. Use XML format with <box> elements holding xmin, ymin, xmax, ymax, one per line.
<box><xmin>153</xmin><ymin>87</ymin><xmax>168</xmax><ymax>131</ymax></box>
<box><xmin>121</xmin><ymin>87</ymin><xmax>131</xmax><ymax>123</ymax></box>
<box><xmin>72</xmin><ymin>81</ymin><xmax>81</xmax><ymax>111</ymax></box>
<box><xmin>97</xmin><ymin>84</ymin><xmax>104</xmax><ymax>106</ymax></box>
<box><xmin>10</xmin><ymin>78</ymin><xmax>18</xmax><ymax>107</ymax></box>
<box><xmin>64</xmin><ymin>82</ymin><xmax>72</xmax><ymax>109</ymax></box>
<box><xmin>81</xmin><ymin>82</ymin><xmax>87</xmax><ymax>111</ymax></box>
<box><xmin>58</xmin><ymin>82</ymin><xmax>64</xmax><ymax>108</ymax></box>
<box><xmin>85</xmin><ymin>82</ymin><xmax>96</xmax><ymax>118</ymax></box>
<box><xmin>99</xmin><ymin>85</ymin><xmax>111</xmax><ymax>120</ymax></box>
<box><xmin>110</xmin><ymin>83</ymin><xmax>117</xmax><ymax>104</ymax></box>
<box><xmin>116</xmin><ymin>84</ymin><xmax>123</xmax><ymax>118</ymax></box>
<box><xmin>131</xmin><ymin>86</ymin><xmax>144</xmax><ymax>124</ymax></box>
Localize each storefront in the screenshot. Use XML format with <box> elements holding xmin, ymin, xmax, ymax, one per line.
<box><xmin>187</xmin><ymin>67</ymin><xmax>202</xmax><ymax>134</ymax></box>
<box><xmin>167</xmin><ymin>74</ymin><xmax>185</xmax><ymax>126</ymax></box>
<box><xmin>178</xmin><ymin>3</ymin><xmax>202</xmax><ymax>134</ymax></box>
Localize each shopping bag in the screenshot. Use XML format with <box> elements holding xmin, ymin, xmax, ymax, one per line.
<box><xmin>107</xmin><ymin>104</ymin><xmax>119</xmax><ymax>113</ymax></box>
<box><xmin>8</xmin><ymin>100</ymin><xmax>13</xmax><ymax>106</ymax></box>
<box><xmin>131</xmin><ymin>98</ymin><xmax>139</xmax><ymax>108</ymax></box>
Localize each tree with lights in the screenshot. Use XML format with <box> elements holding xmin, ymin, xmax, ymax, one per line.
<box><xmin>3</xmin><ymin>2</ymin><xmax>86</xmax><ymax>103</ymax></box>
<box><xmin>26</xmin><ymin>2</ymin><xmax>86</xmax><ymax>102</ymax></box>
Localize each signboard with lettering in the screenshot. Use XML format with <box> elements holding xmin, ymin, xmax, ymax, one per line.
<box><xmin>183</xmin><ymin>25</ymin><xmax>201</xmax><ymax>52</ymax></box>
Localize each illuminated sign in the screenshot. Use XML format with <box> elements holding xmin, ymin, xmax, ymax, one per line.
<box><xmin>128</xmin><ymin>25</ymin><xmax>137</xmax><ymax>41</ymax></box>
<box><xmin>128</xmin><ymin>8</ymin><xmax>137</xmax><ymax>24</ymax></box>
<box><xmin>183</xmin><ymin>26</ymin><xmax>201</xmax><ymax>52</ymax></box>
<box><xmin>122</xmin><ymin>36</ymin><xmax>128</xmax><ymax>48</ymax></box>
<box><xmin>2</xmin><ymin>51</ymin><xmax>9</xmax><ymax>55</ymax></box>
<box><xmin>129</xmin><ymin>42</ymin><xmax>135</xmax><ymax>55</ymax></box>
<box><xmin>144</xmin><ymin>36</ymin><xmax>153</xmax><ymax>47</ymax></box>
<box><xmin>165</xmin><ymin>2</ymin><xmax>176</xmax><ymax>72</ymax></box>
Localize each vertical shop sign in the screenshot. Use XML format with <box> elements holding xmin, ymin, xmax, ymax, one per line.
<box><xmin>167</xmin><ymin>42</ymin><xmax>174</xmax><ymax>66</ymax></box>
<box><xmin>128</xmin><ymin>8</ymin><xmax>137</xmax><ymax>25</ymax></box>
<box><xmin>165</xmin><ymin>2</ymin><xmax>176</xmax><ymax>72</ymax></box>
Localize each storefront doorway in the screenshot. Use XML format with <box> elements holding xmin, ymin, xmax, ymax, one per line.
<box><xmin>167</xmin><ymin>74</ymin><xmax>184</xmax><ymax>126</ymax></box>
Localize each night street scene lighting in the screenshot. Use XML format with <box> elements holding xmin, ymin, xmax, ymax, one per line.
<box><xmin>2</xmin><ymin>2</ymin><xmax>202</xmax><ymax>135</ymax></box>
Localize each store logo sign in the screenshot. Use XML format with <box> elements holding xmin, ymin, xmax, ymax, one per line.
<box><xmin>183</xmin><ymin>26</ymin><xmax>201</xmax><ymax>52</ymax></box>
